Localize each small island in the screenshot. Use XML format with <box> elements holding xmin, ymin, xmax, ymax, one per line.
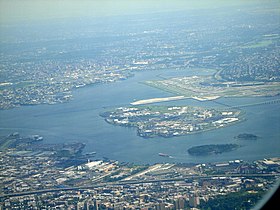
<box><xmin>187</xmin><ymin>144</ymin><xmax>240</xmax><ymax>156</ymax></box>
<box><xmin>235</xmin><ymin>133</ymin><xmax>259</xmax><ymax>140</ymax></box>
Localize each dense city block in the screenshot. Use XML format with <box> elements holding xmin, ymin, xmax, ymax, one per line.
<box><xmin>0</xmin><ymin>134</ymin><xmax>279</xmax><ymax>209</ymax></box>
<box><xmin>0</xmin><ymin>5</ymin><xmax>279</xmax><ymax>109</ymax></box>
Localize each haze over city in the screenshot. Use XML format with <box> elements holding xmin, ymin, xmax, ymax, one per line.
<box><xmin>0</xmin><ymin>0</ymin><xmax>279</xmax><ymax>209</ymax></box>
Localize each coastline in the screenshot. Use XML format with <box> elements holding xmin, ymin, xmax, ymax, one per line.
<box><xmin>135</xmin><ymin>116</ymin><xmax>247</xmax><ymax>139</ymax></box>
<box><xmin>130</xmin><ymin>96</ymin><xmax>187</xmax><ymax>105</ymax></box>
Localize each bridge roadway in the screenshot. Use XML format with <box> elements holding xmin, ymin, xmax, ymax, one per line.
<box><xmin>232</xmin><ymin>99</ymin><xmax>280</xmax><ymax>108</ymax></box>
<box><xmin>213</xmin><ymin>98</ymin><xmax>280</xmax><ymax>109</ymax></box>
<box><xmin>1</xmin><ymin>173</ymin><xmax>279</xmax><ymax>200</ymax></box>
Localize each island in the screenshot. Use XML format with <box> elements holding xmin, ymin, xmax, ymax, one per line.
<box><xmin>235</xmin><ymin>133</ymin><xmax>259</xmax><ymax>140</ymax></box>
<box><xmin>101</xmin><ymin>105</ymin><xmax>243</xmax><ymax>138</ymax></box>
<box><xmin>187</xmin><ymin>144</ymin><xmax>240</xmax><ymax>156</ymax></box>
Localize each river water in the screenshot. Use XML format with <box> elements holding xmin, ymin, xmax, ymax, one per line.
<box><xmin>0</xmin><ymin>68</ymin><xmax>279</xmax><ymax>164</ymax></box>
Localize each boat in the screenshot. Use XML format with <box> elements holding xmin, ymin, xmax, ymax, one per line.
<box><xmin>158</xmin><ymin>153</ymin><xmax>170</xmax><ymax>157</ymax></box>
<box><xmin>85</xmin><ymin>152</ymin><xmax>97</xmax><ymax>156</ymax></box>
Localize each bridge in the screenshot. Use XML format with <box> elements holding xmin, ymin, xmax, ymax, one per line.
<box><xmin>213</xmin><ymin>99</ymin><xmax>280</xmax><ymax>109</ymax></box>
<box><xmin>232</xmin><ymin>99</ymin><xmax>280</xmax><ymax>109</ymax></box>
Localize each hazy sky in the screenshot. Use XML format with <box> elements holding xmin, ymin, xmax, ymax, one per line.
<box><xmin>0</xmin><ymin>0</ymin><xmax>278</xmax><ymax>24</ymax></box>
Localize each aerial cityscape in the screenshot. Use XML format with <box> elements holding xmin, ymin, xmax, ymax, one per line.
<box><xmin>0</xmin><ymin>133</ymin><xmax>279</xmax><ymax>209</ymax></box>
<box><xmin>0</xmin><ymin>0</ymin><xmax>279</xmax><ymax>209</ymax></box>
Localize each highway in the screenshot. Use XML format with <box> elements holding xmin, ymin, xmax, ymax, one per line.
<box><xmin>1</xmin><ymin>173</ymin><xmax>279</xmax><ymax>200</ymax></box>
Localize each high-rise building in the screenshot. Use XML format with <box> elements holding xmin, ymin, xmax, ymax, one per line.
<box><xmin>189</xmin><ymin>195</ymin><xmax>200</xmax><ymax>208</ymax></box>
<box><xmin>76</xmin><ymin>201</ymin><xmax>85</xmax><ymax>210</ymax></box>
<box><xmin>93</xmin><ymin>200</ymin><xmax>100</xmax><ymax>210</ymax></box>
<box><xmin>86</xmin><ymin>200</ymin><xmax>95</xmax><ymax>210</ymax></box>
<box><xmin>178</xmin><ymin>197</ymin><xmax>185</xmax><ymax>209</ymax></box>
<box><xmin>156</xmin><ymin>202</ymin><xmax>166</xmax><ymax>210</ymax></box>
<box><xmin>173</xmin><ymin>197</ymin><xmax>185</xmax><ymax>210</ymax></box>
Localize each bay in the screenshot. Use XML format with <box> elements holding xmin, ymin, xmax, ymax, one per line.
<box><xmin>0</xmin><ymin>68</ymin><xmax>279</xmax><ymax>164</ymax></box>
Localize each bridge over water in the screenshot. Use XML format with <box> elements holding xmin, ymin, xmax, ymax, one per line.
<box><xmin>213</xmin><ymin>98</ymin><xmax>280</xmax><ymax>109</ymax></box>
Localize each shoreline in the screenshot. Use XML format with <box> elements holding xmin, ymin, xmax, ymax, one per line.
<box><xmin>130</xmin><ymin>96</ymin><xmax>187</xmax><ymax>105</ymax></box>
<box><xmin>136</xmin><ymin>117</ymin><xmax>247</xmax><ymax>139</ymax></box>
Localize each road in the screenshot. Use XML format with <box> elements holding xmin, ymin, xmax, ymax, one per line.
<box><xmin>1</xmin><ymin>173</ymin><xmax>279</xmax><ymax>200</ymax></box>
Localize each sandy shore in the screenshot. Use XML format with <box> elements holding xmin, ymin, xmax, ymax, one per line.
<box><xmin>131</xmin><ymin>96</ymin><xmax>187</xmax><ymax>105</ymax></box>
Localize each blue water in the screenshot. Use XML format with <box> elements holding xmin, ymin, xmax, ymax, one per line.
<box><xmin>0</xmin><ymin>68</ymin><xmax>280</xmax><ymax>164</ymax></box>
